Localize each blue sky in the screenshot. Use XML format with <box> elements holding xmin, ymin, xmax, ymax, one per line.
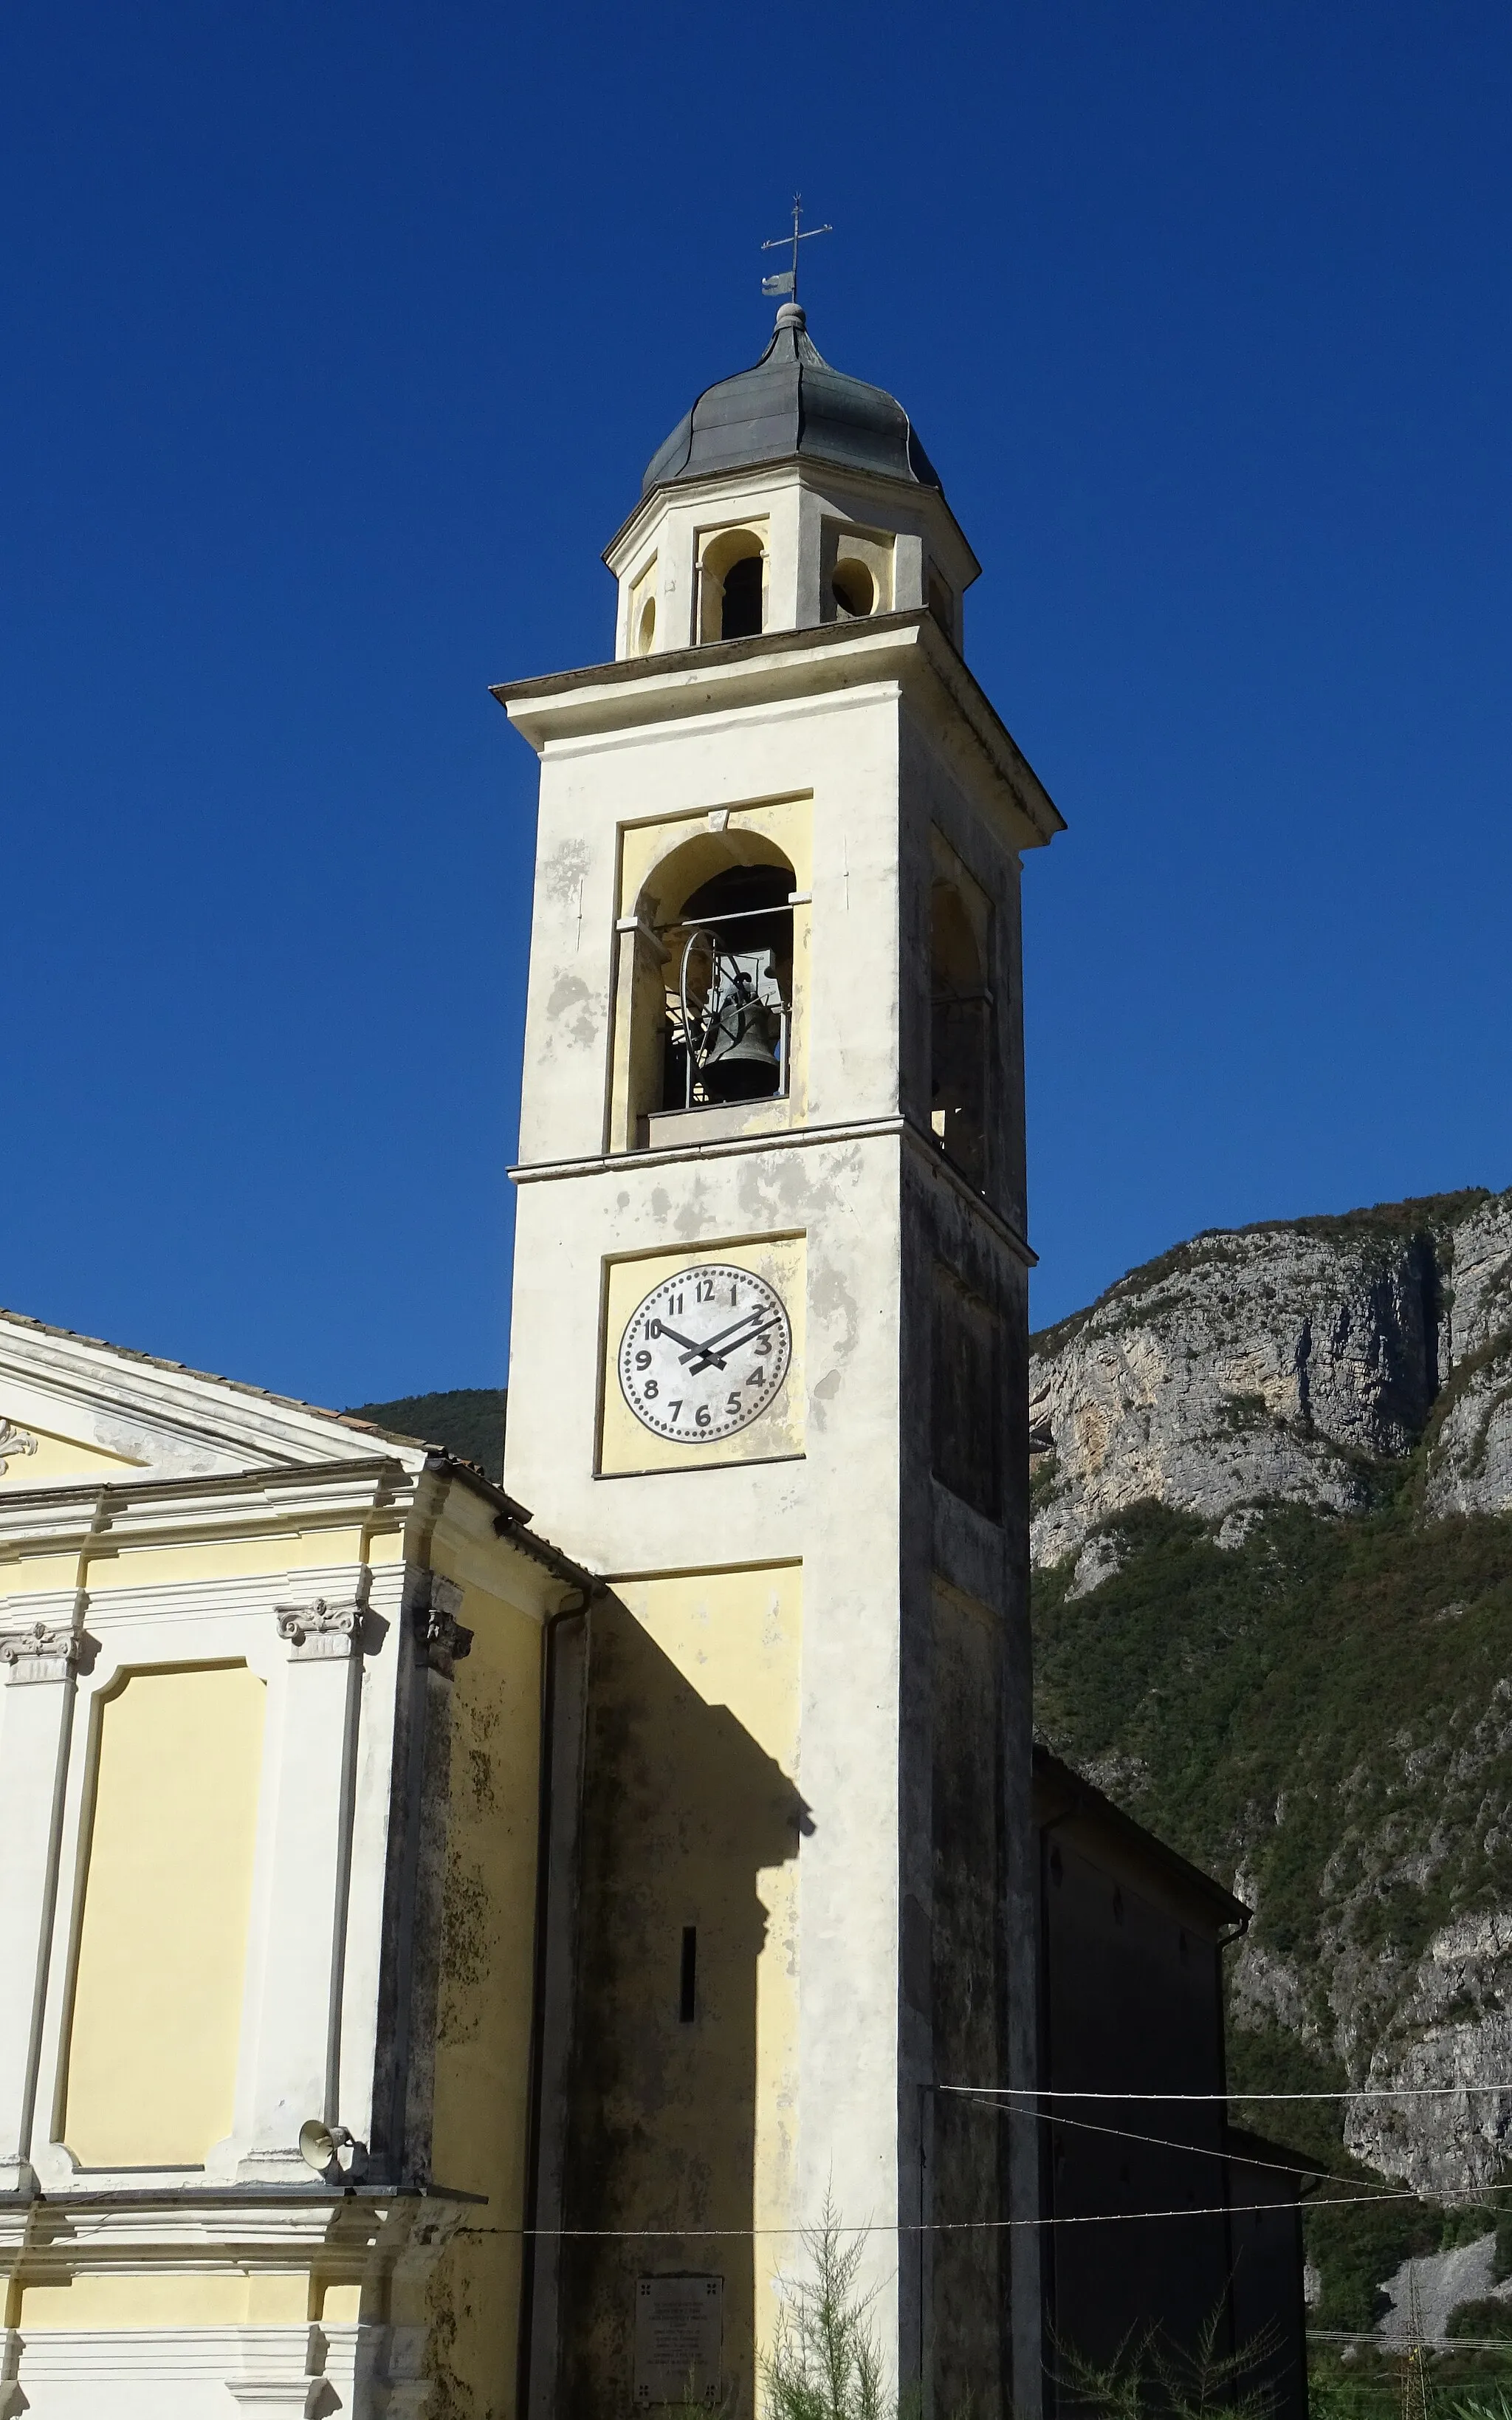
<box><xmin>5</xmin><ymin>3</ymin><xmax>1511</xmax><ymax>1408</ymax></box>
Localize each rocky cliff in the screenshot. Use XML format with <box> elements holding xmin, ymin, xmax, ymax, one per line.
<box><xmin>1028</xmin><ymin>1187</ymin><xmax>1512</xmax><ymax>2325</ymax></box>
<box><xmin>1031</xmin><ymin>1189</ymin><xmax>1512</xmax><ymax>1574</ymax></box>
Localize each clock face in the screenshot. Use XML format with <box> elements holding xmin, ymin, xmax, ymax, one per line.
<box><xmin>618</xmin><ymin>1264</ymin><xmax>792</xmax><ymax>1442</ymax></box>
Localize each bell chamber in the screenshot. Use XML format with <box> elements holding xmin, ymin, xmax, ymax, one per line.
<box><xmin>662</xmin><ymin>864</ymin><xmax>793</xmax><ymax>1108</ymax></box>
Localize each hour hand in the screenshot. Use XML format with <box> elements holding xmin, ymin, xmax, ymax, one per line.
<box><xmin>649</xmin><ymin>1318</ymin><xmax>707</xmax><ymax>1357</ymax></box>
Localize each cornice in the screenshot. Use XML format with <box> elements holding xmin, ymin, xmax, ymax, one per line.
<box><xmin>0</xmin><ymin>1458</ymin><xmax>416</xmax><ymax>1559</ymax></box>
<box><xmin>492</xmin><ymin>612</ymin><xmax>1063</xmax><ymax>852</ymax></box>
<box><xmin>509</xmin><ymin>1112</ymin><xmax>1037</xmax><ymax>1267</ymax></box>
<box><xmin>0</xmin><ymin>2182</ymin><xmax>469</xmax><ymax>2268</ymax></box>
<box><xmin>511</xmin><ymin>1112</ymin><xmax>908</xmax><ymax>1187</ymax></box>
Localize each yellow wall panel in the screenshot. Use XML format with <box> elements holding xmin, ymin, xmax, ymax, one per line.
<box><xmin>616</xmin><ymin>1565</ymin><xmax>803</xmax><ymax>2311</ymax></box>
<box><xmin>62</xmin><ymin>1663</ymin><xmax>265</xmax><ymax>2168</ymax></box>
<box><xmin>18</xmin><ymin>2272</ymin><xmax>307</xmax><ymax>2328</ymax></box>
<box><xmin>83</xmin><ymin>1529</ymin><xmax>371</xmax><ymax>1591</ymax></box>
<box><xmin>557</xmin><ymin>1565</ymin><xmax>803</xmax><ymax>2412</ymax></box>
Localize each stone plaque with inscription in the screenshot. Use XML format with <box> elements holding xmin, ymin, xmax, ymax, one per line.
<box><xmin>633</xmin><ymin>2273</ymin><xmax>724</xmax><ymax>2407</ymax></box>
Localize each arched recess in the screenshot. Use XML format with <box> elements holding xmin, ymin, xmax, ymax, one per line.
<box><xmin>929</xmin><ymin>860</ymin><xmax>991</xmax><ymax>1188</ymax></box>
<box><xmin>617</xmin><ymin>827</ymin><xmax>796</xmax><ymax>1141</ymax></box>
<box><xmin>698</xmin><ymin>526</ymin><xmax>766</xmax><ymax>644</ymax></box>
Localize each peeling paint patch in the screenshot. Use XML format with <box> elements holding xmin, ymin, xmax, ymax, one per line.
<box><xmin>542</xmin><ymin>836</ymin><xmax>591</xmax><ymax>907</ymax></box>
<box><xmin>546</xmin><ymin>967</ymin><xmax>597</xmax><ymax>1052</ymax></box>
<box><xmin>811</xmin><ymin>1263</ymin><xmax>861</xmax><ymax>1374</ymax></box>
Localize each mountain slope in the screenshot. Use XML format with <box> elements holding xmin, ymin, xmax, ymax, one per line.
<box><xmin>1030</xmin><ymin>1187</ymin><xmax>1512</xmax><ymax>2326</ymax></box>
<box><xmin>343</xmin><ymin>1386</ymin><xmax>507</xmax><ymax>1481</ymax></box>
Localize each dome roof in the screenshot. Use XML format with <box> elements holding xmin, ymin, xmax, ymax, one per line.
<box><xmin>642</xmin><ymin>304</ymin><xmax>941</xmax><ymax>499</ymax></box>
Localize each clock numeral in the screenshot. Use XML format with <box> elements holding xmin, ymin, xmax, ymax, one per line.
<box><xmin>729</xmin><ymin>1283</ymin><xmax>739</xmax><ymax>1305</ymax></box>
<box><xmin>695</xmin><ymin>1405</ymin><xmax>712</xmax><ymax>1430</ymax></box>
<box><xmin>670</xmin><ymin>1291</ymin><xmax>684</xmax><ymax>1314</ymax></box>
<box><xmin>635</xmin><ymin>1350</ymin><xmax>651</xmax><ymax>1370</ymax></box>
<box><xmin>754</xmin><ymin>1332</ymin><xmax>773</xmax><ymax>1357</ymax></box>
<box><xmin>668</xmin><ymin>1399</ymin><xmax>683</xmax><ymax>1422</ymax></box>
<box><xmin>647</xmin><ymin>1319</ymin><xmax>662</xmax><ymax>1340</ymax></box>
<box><xmin>745</xmin><ymin>1371</ymin><xmax>761</xmax><ymax>1388</ymax></box>
<box><xmin>726</xmin><ymin>1392</ymin><xmax>741</xmax><ymax>1418</ymax></box>
<box><xmin>696</xmin><ymin>1275</ymin><xmax>715</xmax><ymax>1303</ymax></box>
<box><xmin>644</xmin><ymin>1379</ymin><xmax>659</xmax><ymax>1399</ymax></box>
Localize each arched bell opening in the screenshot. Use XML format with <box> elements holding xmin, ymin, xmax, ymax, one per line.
<box><xmin>720</xmin><ymin>556</ymin><xmax>763</xmax><ymax>641</ymax></box>
<box><xmin>627</xmin><ymin>835</ymin><xmax>795</xmax><ymax>1122</ymax></box>
<box><xmin>664</xmin><ymin>863</ymin><xmax>793</xmax><ymax>1107</ymax></box>
<box><xmin>929</xmin><ymin>879</ymin><xmax>989</xmax><ymax>1186</ymax></box>
<box><xmin>698</xmin><ymin>527</ymin><xmax>767</xmax><ymax>645</ymax></box>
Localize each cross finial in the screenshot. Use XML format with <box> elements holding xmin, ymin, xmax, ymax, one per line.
<box><xmin>761</xmin><ymin>194</ymin><xmax>832</xmax><ymax>308</ymax></box>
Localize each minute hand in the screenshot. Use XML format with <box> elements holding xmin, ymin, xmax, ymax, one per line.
<box><xmin>682</xmin><ymin>1312</ymin><xmax>781</xmax><ymax>1374</ymax></box>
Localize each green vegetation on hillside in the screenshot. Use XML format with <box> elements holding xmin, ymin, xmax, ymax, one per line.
<box><xmin>1032</xmin><ymin>1490</ymin><xmax>1512</xmax><ymax>2326</ymax></box>
<box><xmin>343</xmin><ymin>1387</ymin><xmax>507</xmax><ymax>1481</ymax></box>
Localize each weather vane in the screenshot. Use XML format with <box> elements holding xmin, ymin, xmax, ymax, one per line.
<box><xmin>761</xmin><ymin>195</ymin><xmax>832</xmax><ymax>304</ymax></box>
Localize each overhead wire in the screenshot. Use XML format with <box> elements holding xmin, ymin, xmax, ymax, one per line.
<box><xmin>942</xmin><ymin>2083</ymin><xmax>1512</xmax><ymax>2102</ymax></box>
<box><xmin>439</xmin><ymin>2181</ymin><xmax>1495</xmax><ymax>2242</ymax></box>
<box><xmin>948</xmin><ymin>2088</ymin><xmax>1373</xmax><ymax>2192</ymax></box>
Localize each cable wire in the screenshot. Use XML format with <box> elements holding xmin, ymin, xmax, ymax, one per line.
<box><xmin>949</xmin><ymin>2087</ymin><xmax>1370</xmax><ymax>2192</ymax></box>
<box><xmin>943</xmin><ymin>2083</ymin><xmax>1512</xmax><ymax>2103</ymax></box>
<box><xmin>440</xmin><ymin>2181</ymin><xmax>1461</xmax><ymax>2243</ymax></box>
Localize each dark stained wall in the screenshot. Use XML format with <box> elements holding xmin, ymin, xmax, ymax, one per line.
<box><xmin>1038</xmin><ymin>1831</ymin><xmax>1232</xmax><ymax>2381</ymax></box>
<box><xmin>1033</xmin><ymin>1758</ymin><xmax>1307</xmax><ymax>2420</ymax></box>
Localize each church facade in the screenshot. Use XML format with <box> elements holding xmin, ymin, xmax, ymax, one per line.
<box><xmin>0</xmin><ymin>304</ymin><xmax>1063</xmax><ymax>2418</ymax></box>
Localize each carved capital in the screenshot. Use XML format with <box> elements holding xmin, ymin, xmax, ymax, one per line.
<box><xmin>0</xmin><ymin>1419</ymin><xmax>38</xmax><ymax>1478</ymax></box>
<box><xmin>413</xmin><ymin>1574</ymin><xmax>472</xmax><ymax>1678</ymax></box>
<box><xmin>274</xmin><ymin>1600</ymin><xmax>364</xmax><ymax>1662</ymax></box>
<box><xmin>0</xmin><ymin>1619</ymin><xmax>83</xmax><ymax>1682</ymax></box>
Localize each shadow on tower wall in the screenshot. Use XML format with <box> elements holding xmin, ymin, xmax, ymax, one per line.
<box><xmin>556</xmin><ymin>1591</ymin><xmax>811</xmax><ymax>2418</ymax></box>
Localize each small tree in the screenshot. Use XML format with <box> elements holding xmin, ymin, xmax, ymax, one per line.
<box><xmin>1054</xmin><ymin>2302</ymin><xmax>1281</xmax><ymax>2420</ymax></box>
<box><xmin>763</xmin><ymin>2198</ymin><xmax>896</xmax><ymax>2420</ymax></box>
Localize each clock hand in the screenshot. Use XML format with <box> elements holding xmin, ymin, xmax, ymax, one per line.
<box><xmin>682</xmin><ymin>1312</ymin><xmax>781</xmax><ymax>1374</ymax></box>
<box><xmin>650</xmin><ymin>1316</ymin><xmax>743</xmax><ymax>1374</ymax></box>
<box><xmin>650</xmin><ymin>1320</ymin><xmax>708</xmax><ymax>1357</ymax></box>
<box><xmin>677</xmin><ymin>1304</ymin><xmax>772</xmax><ymax>1362</ymax></box>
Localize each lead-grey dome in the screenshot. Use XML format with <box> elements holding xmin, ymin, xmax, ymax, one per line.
<box><xmin>642</xmin><ymin>304</ymin><xmax>941</xmax><ymax>499</ymax></box>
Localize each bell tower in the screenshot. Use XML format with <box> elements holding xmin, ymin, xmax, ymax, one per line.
<box><xmin>497</xmin><ymin>301</ymin><xmax>1063</xmax><ymax>2419</ymax></box>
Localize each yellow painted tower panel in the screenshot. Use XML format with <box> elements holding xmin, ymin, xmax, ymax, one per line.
<box><xmin>558</xmin><ymin>1563</ymin><xmax>803</xmax><ymax>2413</ymax></box>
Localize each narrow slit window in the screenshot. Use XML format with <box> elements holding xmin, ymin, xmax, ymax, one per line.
<box><xmin>679</xmin><ymin>1925</ymin><xmax>698</xmax><ymax>2023</ymax></box>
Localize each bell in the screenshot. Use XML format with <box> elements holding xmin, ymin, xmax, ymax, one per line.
<box><xmin>701</xmin><ymin>996</ymin><xmax>783</xmax><ymax>1100</ymax></box>
<box><xmin>679</xmin><ymin>935</ymin><xmax>786</xmax><ymax>1103</ymax></box>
